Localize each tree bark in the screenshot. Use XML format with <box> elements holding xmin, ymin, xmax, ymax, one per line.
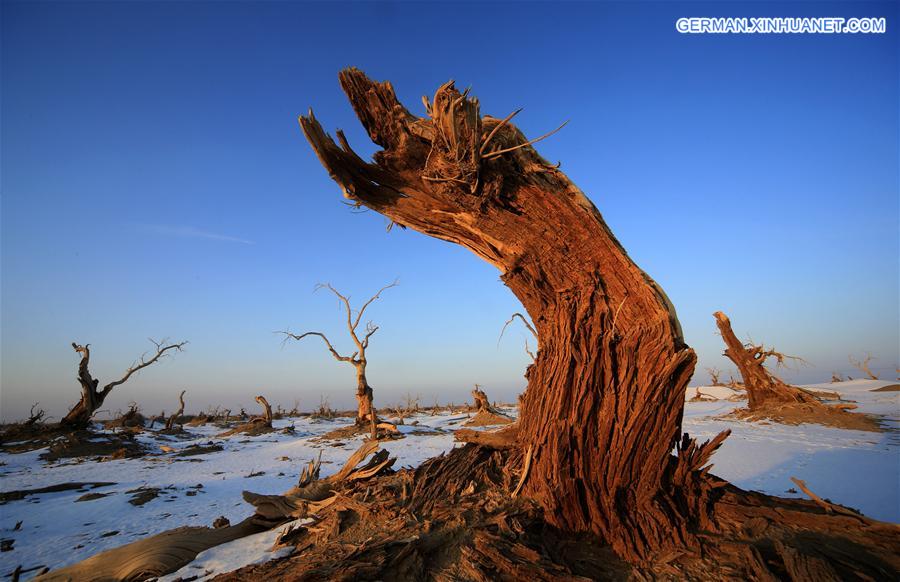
<box><xmin>713</xmin><ymin>311</ymin><xmax>818</xmax><ymax>410</ymax></box>
<box><xmin>355</xmin><ymin>364</ymin><xmax>375</xmax><ymax>424</ymax></box>
<box><xmin>300</xmin><ymin>69</ymin><xmax>698</xmax><ymax>560</ymax></box>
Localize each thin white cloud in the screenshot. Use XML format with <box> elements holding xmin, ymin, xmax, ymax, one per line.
<box><xmin>141</xmin><ymin>224</ymin><xmax>255</xmax><ymax>245</ymax></box>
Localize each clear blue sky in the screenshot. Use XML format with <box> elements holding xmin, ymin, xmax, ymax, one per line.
<box><xmin>2</xmin><ymin>1</ymin><xmax>897</xmax><ymax>421</ymax></box>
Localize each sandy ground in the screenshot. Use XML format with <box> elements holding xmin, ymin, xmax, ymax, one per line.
<box><xmin>1</xmin><ymin>380</ymin><xmax>896</xmax><ymax>579</ymax></box>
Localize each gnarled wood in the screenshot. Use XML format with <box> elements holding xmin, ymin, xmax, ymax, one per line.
<box><xmin>714</xmin><ymin>312</ymin><xmax>880</xmax><ymax>431</ymax></box>
<box><xmin>61</xmin><ymin>340</ymin><xmax>186</xmax><ymax>428</ymax></box>
<box><xmin>713</xmin><ymin>311</ymin><xmax>817</xmax><ymax>410</ymax></box>
<box><xmin>298</xmin><ymin>69</ymin><xmax>899</xmax><ymax>571</ymax></box>
<box><xmin>300</xmin><ymin>69</ymin><xmax>699</xmax><ymax>561</ymax></box>
<box><xmin>849</xmin><ymin>352</ymin><xmax>879</xmax><ymax>380</ymax></box>
<box><xmin>164</xmin><ymin>390</ymin><xmax>186</xmax><ymax>430</ymax></box>
<box><xmin>254</xmin><ymin>395</ymin><xmax>273</xmax><ymax>426</ymax></box>
<box><xmin>465</xmin><ymin>385</ymin><xmax>513</xmax><ymax>427</ymax></box>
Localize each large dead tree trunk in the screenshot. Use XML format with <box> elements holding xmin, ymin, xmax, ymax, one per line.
<box><xmin>299</xmin><ymin>70</ymin><xmax>898</xmax><ymax>571</ymax></box>
<box><xmin>61</xmin><ymin>340</ymin><xmax>186</xmax><ymax>428</ymax></box>
<box><xmin>299</xmin><ymin>69</ymin><xmax>697</xmax><ymax>560</ymax></box>
<box><xmin>281</xmin><ymin>282</ymin><xmax>395</xmax><ymax>425</ymax></box>
<box><xmin>713</xmin><ymin>311</ymin><xmax>819</xmax><ymax>410</ymax></box>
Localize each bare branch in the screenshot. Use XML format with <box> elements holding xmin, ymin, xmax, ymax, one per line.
<box><xmin>498</xmin><ymin>312</ymin><xmax>538</xmax><ymax>347</ymax></box>
<box><xmin>315</xmin><ymin>283</ymin><xmax>355</xmax><ymax>334</ymax></box>
<box><xmin>279</xmin><ymin>331</ymin><xmax>355</xmax><ymax>363</ymax></box>
<box><xmin>479</xmin><ymin>108</ymin><xmax>523</xmax><ymax>155</ymax></box>
<box><xmin>352</xmin><ymin>280</ymin><xmax>398</xmax><ymax>331</ymax></box>
<box><xmin>101</xmin><ymin>340</ymin><xmax>187</xmax><ymax>396</ymax></box>
<box><xmin>704</xmin><ymin>367</ymin><xmax>722</xmax><ymax>386</ymax></box>
<box><xmin>790</xmin><ymin>477</ymin><xmax>867</xmax><ymax>521</ymax></box>
<box><xmin>361</xmin><ymin>321</ymin><xmax>379</xmax><ymax>349</ymax></box>
<box><xmin>849</xmin><ymin>353</ymin><xmax>879</xmax><ymax>380</ymax></box>
<box><xmin>524</xmin><ymin>338</ymin><xmax>536</xmax><ymax>362</ymax></box>
<box><xmin>742</xmin><ymin>339</ymin><xmax>807</xmax><ymax>370</ymax></box>
<box><xmin>482</xmin><ymin>120</ymin><xmax>569</xmax><ymax>160</ymax></box>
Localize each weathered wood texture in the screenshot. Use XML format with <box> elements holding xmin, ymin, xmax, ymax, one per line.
<box><xmin>300</xmin><ymin>69</ymin><xmax>701</xmax><ymax>560</ymax></box>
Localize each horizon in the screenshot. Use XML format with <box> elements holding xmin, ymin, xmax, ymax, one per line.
<box><xmin>2</xmin><ymin>0</ymin><xmax>898</xmax><ymax>422</ymax></box>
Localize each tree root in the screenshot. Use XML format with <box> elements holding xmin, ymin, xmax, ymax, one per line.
<box><xmin>214</xmin><ymin>442</ymin><xmax>899</xmax><ymax>581</ymax></box>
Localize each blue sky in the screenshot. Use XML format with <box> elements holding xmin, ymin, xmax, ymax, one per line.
<box><xmin>2</xmin><ymin>1</ymin><xmax>897</xmax><ymax>421</ymax></box>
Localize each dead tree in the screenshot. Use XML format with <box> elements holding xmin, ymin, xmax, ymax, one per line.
<box><xmin>25</xmin><ymin>403</ymin><xmax>45</xmax><ymax>427</ymax></box>
<box><xmin>704</xmin><ymin>366</ymin><xmax>722</xmax><ymax>386</ymax></box>
<box><xmin>61</xmin><ymin>339</ymin><xmax>186</xmax><ymax>428</ymax></box>
<box><xmin>254</xmin><ymin>395</ymin><xmax>273</xmax><ymax>427</ymax></box>
<box><xmin>713</xmin><ymin>312</ymin><xmax>818</xmax><ymax>410</ymax></box>
<box><xmin>299</xmin><ymin>70</ymin><xmax>898</xmax><ymax>569</ymax></box>
<box><xmin>471</xmin><ymin>385</ymin><xmax>493</xmax><ymax>413</ymax></box>
<box><xmin>281</xmin><ymin>281</ymin><xmax>396</xmax><ymax>425</ymax></box>
<box><xmin>299</xmin><ymin>70</ymin><xmax>698</xmax><ymax>559</ymax></box>
<box><xmin>849</xmin><ymin>353</ymin><xmax>879</xmax><ymax>380</ymax></box>
<box><xmin>402</xmin><ymin>391</ymin><xmax>421</xmax><ymax>414</ymax></box>
<box><xmin>165</xmin><ymin>390</ymin><xmax>186</xmax><ymax>430</ymax></box>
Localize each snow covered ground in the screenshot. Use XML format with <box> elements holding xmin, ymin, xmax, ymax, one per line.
<box><xmin>1</xmin><ymin>380</ymin><xmax>897</xmax><ymax>579</ymax></box>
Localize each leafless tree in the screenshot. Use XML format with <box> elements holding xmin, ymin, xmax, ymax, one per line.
<box><xmin>281</xmin><ymin>281</ymin><xmax>397</xmax><ymax>424</ymax></box>
<box><xmin>312</xmin><ymin>394</ymin><xmax>334</xmax><ymax>420</ymax></box>
<box><xmin>62</xmin><ymin>339</ymin><xmax>186</xmax><ymax>428</ymax></box>
<box><xmin>849</xmin><ymin>353</ymin><xmax>879</xmax><ymax>380</ymax></box>
<box><xmin>24</xmin><ymin>403</ymin><xmax>45</xmax><ymax>427</ymax></box>
<box><xmin>165</xmin><ymin>390</ymin><xmax>186</xmax><ymax>430</ymax></box>
<box><xmin>402</xmin><ymin>391</ymin><xmax>421</xmax><ymax>414</ymax></box>
<box><xmin>704</xmin><ymin>367</ymin><xmax>722</xmax><ymax>386</ymax></box>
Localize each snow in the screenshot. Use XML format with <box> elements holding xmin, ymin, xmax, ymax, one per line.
<box><xmin>0</xmin><ymin>411</ymin><xmax>488</xmax><ymax>577</ymax></box>
<box><xmin>157</xmin><ymin>518</ymin><xmax>311</xmax><ymax>582</ymax></box>
<box><xmin>0</xmin><ymin>386</ymin><xmax>897</xmax><ymax>579</ymax></box>
<box><xmin>682</xmin><ymin>379</ymin><xmax>899</xmax><ymax>521</ymax></box>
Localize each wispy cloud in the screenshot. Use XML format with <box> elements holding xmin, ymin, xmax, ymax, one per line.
<box><xmin>140</xmin><ymin>224</ymin><xmax>255</xmax><ymax>245</ymax></box>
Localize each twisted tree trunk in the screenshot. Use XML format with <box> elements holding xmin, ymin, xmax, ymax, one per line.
<box><xmin>255</xmin><ymin>395</ymin><xmax>273</xmax><ymax>426</ymax></box>
<box><xmin>165</xmin><ymin>390</ymin><xmax>186</xmax><ymax>430</ymax></box>
<box><xmin>471</xmin><ymin>386</ymin><xmax>492</xmax><ymax>413</ymax></box>
<box><xmin>299</xmin><ymin>71</ymin><xmax>899</xmax><ymax>573</ymax></box>
<box><xmin>300</xmin><ymin>69</ymin><xmax>697</xmax><ymax>560</ymax></box>
<box><xmin>714</xmin><ymin>311</ymin><xmax>818</xmax><ymax>410</ymax></box>
<box><xmin>62</xmin><ymin>340</ymin><xmax>186</xmax><ymax>428</ymax></box>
